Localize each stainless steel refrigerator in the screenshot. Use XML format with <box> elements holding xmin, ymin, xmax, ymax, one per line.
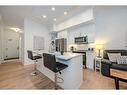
<box><xmin>55</xmin><ymin>38</ymin><xmax>67</xmax><ymax>52</ymax></box>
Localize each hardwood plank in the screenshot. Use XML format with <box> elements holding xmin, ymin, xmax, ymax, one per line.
<box><xmin>80</xmin><ymin>69</ymin><xmax>127</xmax><ymax>89</ymax></box>
<box><xmin>0</xmin><ymin>61</ymin><xmax>55</xmax><ymax>89</ymax></box>
<box><xmin>0</xmin><ymin>60</ymin><xmax>127</xmax><ymax>89</ymax></box>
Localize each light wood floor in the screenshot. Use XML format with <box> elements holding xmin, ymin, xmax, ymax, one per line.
<box><xmin>0</xmin><ymin>61</ymin><xmax>127</xmax><ymax>89</ymax></box>
<box><xmin>80</xmin><ymin>69</ymin><xmax>127</xmax><ymax>89</ymax></box>
<box><xmin>0</xmin><ymin>61</ymin><xmax>55</xmax><ymax>89</ymax></box>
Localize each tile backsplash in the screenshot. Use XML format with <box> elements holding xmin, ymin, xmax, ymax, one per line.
<box><xmin>68</xmin><ymin>43</ymin><xmax>95</xmax><ymax>51</ymax></box>
<box><xmin>76</xmin><ymin>44</ymin><xmax>88</xmax><ymax>50</ymax></box>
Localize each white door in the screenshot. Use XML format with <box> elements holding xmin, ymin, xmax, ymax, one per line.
<box><xmin>4</xmin><ymin>30</ymin><xmax>19</xmax><ymax>59</ymax></box>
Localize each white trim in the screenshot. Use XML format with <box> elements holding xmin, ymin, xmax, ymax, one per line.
<box><xmin>1</xmin><ymin>59</ymin><xmax>20</xmax><ymax>63</ymax></box>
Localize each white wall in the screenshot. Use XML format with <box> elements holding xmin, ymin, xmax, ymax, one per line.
<box><xmin>0</xmin><ymin>18</ymin><xmax>2</xmax><ymax>62</ymax></box>
<box><xmin>18</xmin><ymin>31</ymin><xmax>25</xmax><ymax>62</ymax></box>
<box><xmin>0</xmin><ymin>15</ymin><xmax>4</xmax><ymax>63</ymax></box>
<box><xmin>95</xmin><ymin>7</ymin><xmax>127</xmax><ymax>50</ymax></box>
<box><xmin>53</xmin><ymin>8</ymin><xmax>94</xmax><ymax>32</ymax></box>
<box><xmin>0</xmin><ymin>27</ymin><xmax>2</xmax><ymax>62</ymax></box>
<box><xmin>24</xmin><ymin>18</ymin><xmax>50</xmax><ymax>65</ymax></box>
<box><xmin>0</xmin><ymin>16</ymin><xmax>2</xmax><ymax>58</ymax></box>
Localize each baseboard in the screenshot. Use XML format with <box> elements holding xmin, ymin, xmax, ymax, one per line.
<box><xmin>4</xmin><ymin>57</ymin><xmax>19</xmax><ymax>60</ymax></box>
<box><xmin>23</xmin><ymin>62</ymin><xmax>34</xmax><ymax>66</ymax></box>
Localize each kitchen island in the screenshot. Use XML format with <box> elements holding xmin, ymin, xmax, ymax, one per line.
<box><xmin>36</xmin><ymin>52</ymin><xmax>83</xmax><ymax>89</ymax></box>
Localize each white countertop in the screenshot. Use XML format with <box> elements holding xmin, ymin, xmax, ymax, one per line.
<box><xmin>55</xmin><ymin>52</ymin><xmax>84</xmax><ymax>60</ymax></box>
<box><xmin>34</xmin><ymin>51</ymin><xmax>84</xmax><ymax>60</ymax></box>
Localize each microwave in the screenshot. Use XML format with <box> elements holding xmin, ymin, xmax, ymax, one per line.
<box><xmin>75</xmin><ymin>36</ymin><xmax>88</xmax><ymax>44</ymax></box>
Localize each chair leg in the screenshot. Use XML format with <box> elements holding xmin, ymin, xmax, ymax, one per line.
<box><xmin>55</xmin><ymin>73</ymin><xmax>57</xmax><ymax>89</ymax></box>
<box><xmin>34</xmin><ymin>60</ymin><xmax>37</xmax><ymax>71</ymax></box>
<box><xmin>115</xmin><ymin>77</ymin><xmax>119</xmax><ymax>89</ymax></box>
<box><xmin>31</xmin><ymin>60</ymin><xmax>38</xmax><ymax>76</ymax></box>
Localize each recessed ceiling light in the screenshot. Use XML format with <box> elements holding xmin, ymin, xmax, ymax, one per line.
<box><xmin>51</xmin><ymin>7</ymin><xmax>55</xmax><ymax>11</ymax></box>
<box><xmin>10</xmin><ymin>27</ymin><xmax>21</xmax><ymax>32</ymax></box>
<box><xmin>53</xmin><ymin>18</ymin><xmax>56</xmax><ymax>21</ymax></box>
<box><xmin>64</xmin><ymin>11</ymin><xmax>68</xmax><ymax>15</ymax></box>
<box><xmin>42</xmin><ymin>15</ymin><xmax>47</xmax><ymax>18</ymax></box>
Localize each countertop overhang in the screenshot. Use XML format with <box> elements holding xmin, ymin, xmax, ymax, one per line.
<box><xmin>55</xmin><ymin>52</ymin><xmax>84</xmax><ymax>60</ymax></box>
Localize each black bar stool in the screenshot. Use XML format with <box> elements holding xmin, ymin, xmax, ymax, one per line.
<box><xmin>27</xmin><ymin>50</ymin><xmax>42</xmax><ymax>75</ymax></box>
<box><xmin>43</xmin><ymin>53</ymin><xmax>68</xmax><ymax>89</ymax></box>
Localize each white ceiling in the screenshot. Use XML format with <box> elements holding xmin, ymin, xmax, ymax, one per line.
<box><xmin>0</xmin><ymin>6</ymin><xmax>91</xmax><ymax>29</ymax></box>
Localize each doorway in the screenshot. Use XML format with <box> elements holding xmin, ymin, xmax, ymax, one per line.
<box><xmin>3</xmin><ymin>29</ymin><xmax>20</xmax><ymax>61</ymax></box>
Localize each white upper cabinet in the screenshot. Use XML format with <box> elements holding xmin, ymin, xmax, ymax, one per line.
<box><xmin>57</xmin><ymin>30</ymin><xmax>67</xmax><ymax>38</ymax></box>
<box><xmin>67</xmin><ymin>23</ymin><xmax>95</xmax><ymax>44</ymax></box>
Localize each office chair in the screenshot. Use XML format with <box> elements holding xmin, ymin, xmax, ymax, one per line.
<box><xmin>43</xmin><ymin>53</ymin><xmax>68</xmax><ymax>89</ymax></box>
<box><xmin>27</xmin><ymin>50</ymin><xmax>42</xmax><ymax>75</ymax></box>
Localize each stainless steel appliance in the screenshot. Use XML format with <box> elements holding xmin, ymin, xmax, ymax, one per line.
<box><xmin>75</xmin><ymin>36</ymin><xmax>88</xmax><ymax>44</ymax></box>
<box><xmin>55</xmin><ymin>38</ymin><xmax>67</xmax><ymax>52</ymax></box>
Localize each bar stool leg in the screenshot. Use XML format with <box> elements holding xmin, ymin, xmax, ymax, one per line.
<box><xmin>55</xmin><ymin>73</ymin><xmax>57</xmax><ymax>89</ymax></box>
<box><xmin>31</xmin><ymin>60</ymin><xmax>38</xmax><ymax>76</ymax></box>
<box><xmin>34</xmin><ymin>60</ymin><xmax>37</xmax><ymax>71</ymax></box>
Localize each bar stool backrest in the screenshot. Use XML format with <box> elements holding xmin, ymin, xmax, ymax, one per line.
<box><xmin>27</xmin><ymin>50</ymin><xmax>34</xmax><ymax>60</ymax></box>
<box><xmin>43</xmin><ymin>53</ymin><xmax>57</xmax><ymax>72</ymax></box>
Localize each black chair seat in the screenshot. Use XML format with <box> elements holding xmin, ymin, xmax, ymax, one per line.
<box><xmin>33</xmin><ymin>56</ymin><xmax>42</xmax><ymax>60</ymax></box>
<box><xmin>43</xmin><ymin>53</ymin><xmax>68</xmax><ymax>73</ymax></box>
<box><xmin>43</xmin><ymin>53</ymin><xmax>68</xmax><ymax>89</ymax></box>
<box><xmin>27</xmin><ymin>50</ymin><xmax>42</xmax><ymax>76</ymax></box>
<box><xmin>111</xmin><ymin>64</ymin><xmax>127</xmax><ymax>71</ymax></box>
<box><xmin>27</xmin><ymin>50</ymin><xmax>42</xmax><ymax>60</ymax></box>
<box><xmin>55</xmin><ymin>62</ymin><xmax>68</xmax><ymax>73</ymax></box>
